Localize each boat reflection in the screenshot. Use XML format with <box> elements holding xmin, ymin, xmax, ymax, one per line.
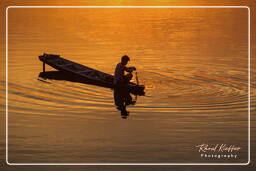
<box><xmin>38</xmin><ymin>71</ymin><xmax>111</xmax><ymax>87</ymax></box>
<box><xmin>38</xmin><ymin>71</ymin><xmax>145</xmax><ymax>119</ymax></box>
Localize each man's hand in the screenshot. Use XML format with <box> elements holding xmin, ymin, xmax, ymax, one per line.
<box><xmin>126</xmin><ymin>67</ymin><xmax>136</xmax><ymax>73</ymax></box>
<box><xmin>130</xmin><ymin>67</ymin><xmax>136</xmax><ymax>71</ymax></box>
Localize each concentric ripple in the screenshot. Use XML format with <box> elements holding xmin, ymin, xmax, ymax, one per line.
<box><xmin>2</xmin><ymin>66</ymin><xmax>255</xmax><ymax>120</ymax></box>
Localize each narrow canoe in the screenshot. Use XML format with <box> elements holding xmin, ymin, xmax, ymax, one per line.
<box><xmin>38</xmin><ymin>53</ymin><xmax>145</xmax><ymax>94</ymax></box>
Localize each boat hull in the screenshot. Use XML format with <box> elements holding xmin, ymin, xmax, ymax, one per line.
<box><xmin>38</xmin><ymin>54</ymin><xmax>145</xmax><ymax>94</ymax></box>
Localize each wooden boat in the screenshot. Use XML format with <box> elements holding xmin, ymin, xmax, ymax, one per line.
<box><xmin>38</xmin><ymin>53</ymin><xmax>145</xmax><ymax>94</ymax></box>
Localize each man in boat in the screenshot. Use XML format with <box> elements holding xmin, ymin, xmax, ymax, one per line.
<box><xmin>114</xmin><ymin>55</ymin><xmax>136</xmax><ymax>118</ymax></box>
<box><xmin>114</xmin><ymin>55</ymin><xmax>136</xmax><ymax>86</ymax></box>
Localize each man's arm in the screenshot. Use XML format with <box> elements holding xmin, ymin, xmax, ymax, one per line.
<box><xmin>125</xmin><ymin>67</ymin><xmax>136</xmax><ymax>73</ymax></box>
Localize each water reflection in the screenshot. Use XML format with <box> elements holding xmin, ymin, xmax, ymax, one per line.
<box><xmin>114</xmin><ymin>85</ymin><xmax>137</xmax><ymax>119</ymax></box>
<box><xmin>38</xmin><ymin>71</ymin><xmax>112</xmax><ymax>88</ymax></box>
<box><xmin>38</xmin><ymin>71</ymin><xmax>144</xmax><ymax>119</ymax></box>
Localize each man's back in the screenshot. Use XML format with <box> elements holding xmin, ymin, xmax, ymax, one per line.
<box><xmin>114</xmin><ymin>62</ymin><xmax>125</xmax><ymax>85</ymax></box>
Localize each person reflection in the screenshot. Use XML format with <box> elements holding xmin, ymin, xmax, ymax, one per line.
<box><xmin>114</xmin><ymin>86</ymin><xmax>136</xmax><ymax>119</ymax></box>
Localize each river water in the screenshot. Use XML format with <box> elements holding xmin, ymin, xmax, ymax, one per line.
<box><xmin>1</xmin><ymin>7</ymin><xmax>254</xmax><ymax>164</ymax></box>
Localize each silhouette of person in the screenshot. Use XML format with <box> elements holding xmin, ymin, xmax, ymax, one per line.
<box><xmin>114</xmin><ymin>55</ymin><xmax>137</xmax><ymax>118</ymax></box>
<box><xmin>114</xmin><ymin>55</ymin><xmax>136</xmax><ymax>86</ymax></box>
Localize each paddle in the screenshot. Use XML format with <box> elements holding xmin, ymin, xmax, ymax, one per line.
<box><xmin>135</xmin><ymin>71</ymin><xmax>139</xmax><ymax>101</ymax></box>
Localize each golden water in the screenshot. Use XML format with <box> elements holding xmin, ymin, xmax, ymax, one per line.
<box><xmin>1</xmin><ymin>7</ymin><xmax>254</xmax><ymax>163</ymax></box>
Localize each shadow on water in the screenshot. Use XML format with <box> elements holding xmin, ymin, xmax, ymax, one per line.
<box><xmin>38</xmin><ymin>71</ymin><xmax>145</xmax><ymax>119</ymax></box>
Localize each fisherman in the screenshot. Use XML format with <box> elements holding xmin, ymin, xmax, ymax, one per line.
<box><xmin>114</xmin><ymin>55</ymin><xmax>136</xmax><ymax>87</ymax></box>
<box><xmin>114</xmin><ymin>55</ymin><xmax>136</xmax><ymax>117</ymax></box>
